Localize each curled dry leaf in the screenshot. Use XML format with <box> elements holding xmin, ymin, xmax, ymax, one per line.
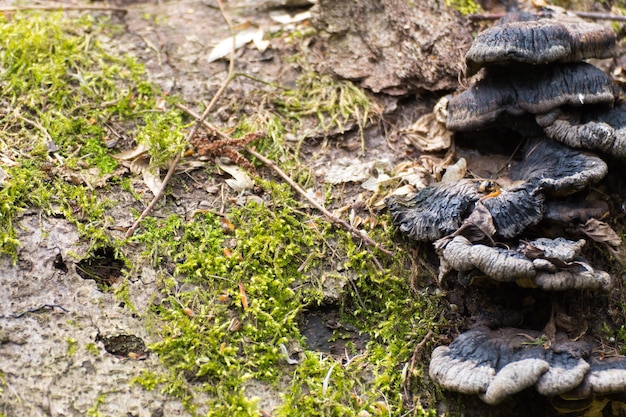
<box><xmin>361</xmin><ymin>173</ymin><xmax>391</xmax><ymax>191</ymax></box>
<box><xmin>576</xmin><ymin>218</ymin><xmax>622</xmax><ymax>247</ymax></box>
<box><xmin>113</xmin><ymin>143</ymin><xmax>163</xmax><ymax>195</ymax></box>
<box><xmin>217</xmin><ymin>160</ymin><xmax>255</xmax><ymax>192</ymax></box>
<box><xmin>400</xmin><ymin>96</ymin><xmax>451</xmax><ymax>152</ymax></box>
<box><xmin>269</xmin><ymin>10</ymin><xmax>311</xmax><ymax>24</ymax></box>
<box><xmin>441</xmin><ymin>157</ymin><xmax>467</xmax><ymax>183</ymax></box>
<box><xmin>113</xmin><ymin>143</ymin><xmax>150</xmax><ymax>161</ymax></box>
<box><xmin>130</xmin><ymin>158</ymin><xmax>163</xmax><ymax>196</ymax></box>
<box><xmin>322</xmin><ymin>158</ymin><xmax>391</xmax><ymax>185</ymax></box>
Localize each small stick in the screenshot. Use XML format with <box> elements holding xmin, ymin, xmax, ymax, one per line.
<box><xmin>174</xmin><ymin>102</ymin><xmax>393</xmax><ymax>258</ymax></box>
<box><xmin>404</xmin><ymin>330</ymin><xmax>434</xmax><ymax>397</ymax></box>
<box><xmin>247</xmin><ymin>148</ymin><xmax>393</xmax><ymax>257</ymax></box>
<box><xmin>2</xmin><ymin>304</ymin><xmax>70</xmax><ymax>319</ymax></box>
<box><xmin>0</xmin><ymin>5</ymin><xmax>128</xmax><ymax>14</ymax></box>
<box><xmin>124</xmin><ymin>0</ymin><xmax>235</xmax><ymax>238</ymax></box>
<box><xmin>572</xmin><ymin>11</ymin><xmax>626</xmax><ymax>22</ymax></box>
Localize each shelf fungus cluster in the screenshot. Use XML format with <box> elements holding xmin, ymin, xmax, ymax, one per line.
<box><xmin>387</xmin><ymin>10</ymin><xmax>626</xmax><ymax>408</ymax></box>
<box><xmin>429</xmin><ymin>327</ymin><xmax>626</xmax><ymax>405</ymax></box>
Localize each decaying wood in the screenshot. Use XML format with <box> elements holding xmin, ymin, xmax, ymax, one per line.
<box><xmin>310</xmin><ymin>0</ymin><xmax>471</xmax><ymax>94</ymax></box>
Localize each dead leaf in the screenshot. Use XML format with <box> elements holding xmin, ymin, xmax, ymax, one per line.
<box><xmin>53</xmin><ymin>166</ymin><xmax>127</xmax><ymax>189</ymax></box>
<box><xmin>113</xmin><ymin>143</ymin><xmax>150</xmax><ymax>161</ymax></box>
<box><xmin>453</xmin><ymin>202</ymin><xmax>496</xmax><ymax>243</ymax></box>
<box><xmin>400</xmin><ymin>96</ymin><xmax>451</xmax><ymax>152</ymax></box>
<box><xmin>361</xmin><ymin>173</ymin><xmax>391</xmax><ymax>191</ymax></box>
<box><xmin>372</xmin><ymin>184</ymin><xmax>416</xmax><ymax>209</ymax></box>
<box><xmin>396</xmin><ymin>164</ymin><xmax>433</xmax><ymax>189</ymax></box>
<box><xmin>207</xmin><ymin>26</ymin><xmax>265</xmax><ymax>63</ymax></box>
<box><xmin>576</xmin><ymin>218</ymin><xmax>622</xmax><ymax>247</ymax></box>
<box><xmin>322</xmin><ymin>158</ymin><xmax>391</xmax><ymax>185</ymax></box>
<box><xmin>129</xmin><ymin>157</ymin><xmax>163</xmax><ymax>196</ymax></box>
<box><xmin>217</xmin><ymin>160</ymin><xmax>254</xmax><ymax>192</ymax></box>
<box><xmin>269</xmin><ymin>10</ymin><xmax>311</xmax><ymax>24</ymax></box>
<box><xmin>441</xmin><ymin>158</ymin><xmax>467</xmax><ymax>183</ymax></box>
<box><xmin>219</xmin><ymin>216</ymin><xmax>236</xmax><ymax>233</ymax></box>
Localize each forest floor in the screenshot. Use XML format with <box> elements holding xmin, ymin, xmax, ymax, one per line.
<box><xmin>1</xmin><ymin>1</ymin><xmax>626</xmax><ymax>417</ymax></box>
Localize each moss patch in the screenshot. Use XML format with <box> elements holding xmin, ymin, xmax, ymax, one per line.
<box><xmin>445</xmin><ymin>0</ymin><xmax>482</xmax><ymax>15</ymax></box>
<box><xmin>0</xmin><ymin>10</ymin><xmax>445</xmax><ymax>417</ymax></box>
<box><xmin>0</xmin><ymin>12</ymin><xmax>174</xmax><ymax>258</ymax></box>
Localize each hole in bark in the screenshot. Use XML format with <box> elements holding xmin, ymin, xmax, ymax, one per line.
<box><xmin>96</xmin><ymin>333</ymin><xmax>148</xmax><ymax>359</ymax></box>
<box><xmin>76</xmin><ymin>246</ymin><xmax>124</xmax><ymax>290</ymax></box>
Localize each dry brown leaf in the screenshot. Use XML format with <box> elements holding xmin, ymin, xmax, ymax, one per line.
<box><xmin>576</xmin><ymin>218</ymin><xmax>622</xmax><ymax>247</ymax></box>
<box><xmin>400</xmin><ymin>96</ymin><xmax>451</xmax><ymax>152</ymax></box>
<box><xmin>441</xmin><ymin>158</ymin><xmax>467</xmax><ymax>183</ymax></box>
<box><xmin>113</xmin><ymin>143</ymin><xmax>150</xmax><ymax>161</ymax></box>
<box><xmin>207</xmin><ymin>26</ymin><xmax>264</xmax><ymax>63</ymax></box>
<box><xmin>128</xmin><ymin>157</ymin><xmax>163</xmax><ymax>196</ymax></box>
<box><xmin>453</xmin><ymin>202</ymin><xmax>496</xmax><ymax>243</ymax></box>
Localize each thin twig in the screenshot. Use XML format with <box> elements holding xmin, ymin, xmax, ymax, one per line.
<box><xmin>124</xmin><ymin>0</ymin><xmax>236</xmax><ymax>238</ymax></box>
<box><xmin>571</xmin><ymin>11</ymin><xmax>626</xmax><ymax>22</ymax></box>
<box><xmin>0</xmin><ymin>5</ymin><xmax>127</xmax><ymax>13</ymax></box>
<box><xmin>247</xmin><ymin>148</ymin><xmax>393</xmax><ymax>257</ymax></box>
<box><xmin>175</xmin><ymin>103</ymin><xmax>232</xmax><ymax>141</ymax></box>
<box><xmin>404</xmin><ymin>330</ymin><xmax>434</xmax><ymax>398</ymax></box>
<box><xmin>175</xmin><ymin>101</ymin><xmax>393</xmax><ymax>258</ymax></box>
<box><xmin>1</xmin><ymin>304</ymin><xmax>70</xmax><ymax>319</ymax></box>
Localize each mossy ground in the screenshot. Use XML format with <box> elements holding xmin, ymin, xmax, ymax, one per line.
<box><xmin>4</xmin><ymin>3</ymin><xmax>626</xmax><ymax>417</ymax></box>
<box><xmin>0</xmin><ymin>8</ymin><xmax>444</xmax><ymax>417</ymax></box>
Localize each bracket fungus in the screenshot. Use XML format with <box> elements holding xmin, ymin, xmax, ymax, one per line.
<box><xmin>446</xmin><ymin>63</ymin><xmax>618</xmax><ymax>132</ymax></box>
<box><xmin>506</xmin><ymin>138</ymin><xmax>608</xmax><ymax>196</ymax></box>
<box><xmin>465</xmin><ymin>17</ymin><xmax>616</xmax><ymax>76</ymax></box>
<box><xmin>536</xmin><ymin>102</ymin><xmax>626</xmax><ymax>158</ymax></box>
<box><xmin>387</xmin><ymin>138</ymin><xmax>606</xmax><ymax>241</ymax></box>
<box><xmin>428</xmin><ymin>327</ymin><xmax>626</xmax><ymax>405</ymax></box>
<box><xmin>568</xmin><ymin>357</ymin><xmax>626</xmax><ymax>398</ymax></box>
<box><xmin>386</xmin><ymin>8</ymin><xmax>626</xmax><ymax>410</ymax></box>
<box><xmin>387</xmin><ymin>179</ymin><xmax>483</xmax><ymax>242</ymax></box>
<box><xmin>436</xmin><ymin>235</ymin><xmax>612</xmax><ymax>291</ymax></box>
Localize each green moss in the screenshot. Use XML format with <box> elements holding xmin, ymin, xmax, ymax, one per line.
<box><xmin>0</xmin><ymin>12</ymin><xmax>176</xmax><ymax>257</ymax></box>
<box><xmin>135</xmin><ymin>182</ymin><xmax>325</xmax><ymax>414</ymax></box>
<box><xmin>132</xmin><ymin>181</ymin><xmax>441</xmax><ymax>415</ymax></box>
<box><xmin>274</xmin><ymin>70</ymin><xmax>371</xmax><ymax>137</ymax></box>
<box><xmin>131</xmin><ymin>370</ymin><xmax>168</xmax><ymax>391</ymax></box>
<box><xmin>114</xmin><ymin>279</ymin><xmax>137</xmax><ymax>313</ymax></box>
<box><xmin>85</xmin><ymin>343</ymin><xmax>100</xmax><ymax>356</ymax></box>
<box><xmin>66</xmin><ymin>337</ymin><xmax>78</xmax><ymax>357</ymax></box>
<box><xmin>445</xmin><ymin>0</ymin><xmax>482</xmax><ymax>15</ymax></box>
<box><xmin>0</xmin><ymin>11</ymin><xmax>444</xmax><ymax>417</ymax></box>
<box><xmin>136</xmin><ymin>109</ymin><xmax>189</xmax><ymax>170</ymax></box>
<box><xmin>86</xmin><ymin>394</ymin><xmax>106</xmax><ymax>417</ymax></box>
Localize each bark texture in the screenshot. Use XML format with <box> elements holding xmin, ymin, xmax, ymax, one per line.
<box><xmin>311</xmin><ymin>0</ymin><xmax>471</xmax><ymax>94</ymax></box>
